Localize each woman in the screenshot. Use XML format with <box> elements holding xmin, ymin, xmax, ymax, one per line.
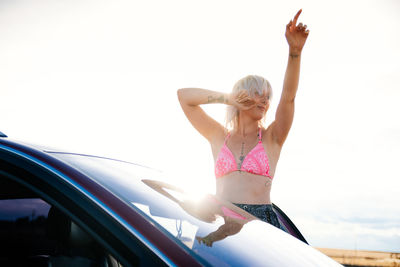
<box><xmin>177</xmin><ymin>9</ymin><xmax>309</xmax><ymax>231</ymax></box>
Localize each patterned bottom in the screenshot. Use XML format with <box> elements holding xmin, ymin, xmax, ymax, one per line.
<box><xmin>233</xmin><ymin>203</ymin><xmax>285</xmax><ymax>231</ymax></box>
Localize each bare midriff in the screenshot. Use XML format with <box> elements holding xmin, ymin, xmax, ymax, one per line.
<box><xmin>216</xmin><ymin>171</ymin><xmax>273</xmax><ymax>204</ymax></box>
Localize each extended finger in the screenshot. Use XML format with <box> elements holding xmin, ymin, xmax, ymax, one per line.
<box><xmin>238</xmin><ymin>98</ymin><xmax>250</xmax><ymax>104</ymax></box>
<box><xmin>291</xmin><ymin>9</ymin><xmax>302</xmax><ymax>30</ymax></box>
<box><xmin>236</xmin><ymin>97</ymin><xmax>247</xmax><ymax>103</ymax></box>
<box><xmin>236</xmin><ymin>94</ymin><xmax>248</xmax><ymax>102</ymax></box>
<box><xmin>243</xmin><ymin>96</ymin><xmax>255</xmax><ymax>102</ymax></box>
<box><xmin>244</xmin><ymin>100</ymin><xmax>256</xmax><ymax>107</ymax></box>
<box><xmin>293</xmin><ymin>9</ymin><xmax>302</xmax><ymax>23</ymax></box>
<box><xmin>238</xmin><ymin>98</ymin><xmax>253</xmax><ymax>104</ymax></box>
<box><xmin>237</xmin><ymin>92</ymin><xmax>251</xmax><ymax>101</ymax></box>
<box><xmin>237</xmin><ymin>90</ymin><xmax>248</xmax><ymax>98</ymax></box>
<box><xmin>243</xmin><ymin>100</ymin><xmax>254</xmax><ymax>105</ymax></box>
<box><xmin>236</xmin><ymin>95</ymin><xmax>245</xmax><ymax>101</ymax></box>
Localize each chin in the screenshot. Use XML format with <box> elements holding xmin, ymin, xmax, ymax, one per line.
<box><xmin>250</xmin><ymin>113</ymin><xmax>265</xmax><ymax>121</ymax></box>
<box><xmin>254</xmin><ymin>110</ymin><xmax>267</xmax><ymax>120</ymax></box>
<box><xmin>243</xmin><ymin>108</ymin><xmax>267</xmax><ymax>121</ymax></box>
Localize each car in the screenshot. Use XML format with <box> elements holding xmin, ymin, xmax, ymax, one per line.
<box><xmin>0</xmin><ymin>133</ymin><xmax>342</xmax><ymax>266</ymax></box>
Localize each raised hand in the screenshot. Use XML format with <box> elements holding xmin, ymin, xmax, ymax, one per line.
<box><xmin>285</xmin><ymin>9</ymin><xmax>309</xmax><ymax>53</ymax></box>
<box><xmin>229</xmin><ymin>90</ymin><xmax>256</xmax><ymax>110</ymax></box>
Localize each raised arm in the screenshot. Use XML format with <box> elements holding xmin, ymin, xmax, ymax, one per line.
<box><xmin>177</xmin><ymin>88</ymin><xmax>256</xmax><ymax>143</ymax></box>
<box><xmin>272</xmin><ymin>9</ymin><xmax>309</xmax><ymax>145</ymax></box>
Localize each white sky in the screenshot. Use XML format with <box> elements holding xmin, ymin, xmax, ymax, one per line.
<box><xmin>1</xmin><ymin>0</ymin><xmax>399</xmax><ymax>252</ymax></box>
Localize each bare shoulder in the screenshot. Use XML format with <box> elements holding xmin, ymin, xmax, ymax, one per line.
<box><xmin>208</xmin><ymin>127</ymin><xmax>229</xmax><ymax>160</ymax></box>
<box><xmin>262</xmin><ymin>123</ymin><xmax>282</xmax><ymax>148</ymax></box>
<box><xmin>261</xmin><ymin>125</ymin><xmax>273</xmax><ymax>142</ymax></box>
<box><xmin>209</xmin><ymin>126</ymin><xmax>228</xmax><ymax>148</ymax></box>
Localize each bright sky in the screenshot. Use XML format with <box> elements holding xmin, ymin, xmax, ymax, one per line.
<box><xmin>1</xmin><ymin>0</ymin><xmax>399</xmax><ymax>252</ymax></box>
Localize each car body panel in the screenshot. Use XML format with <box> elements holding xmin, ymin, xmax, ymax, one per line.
<box><xmin>0</xmin><ymin>137</ymin><xmax>342</xmax><ymax>266</ymax></box>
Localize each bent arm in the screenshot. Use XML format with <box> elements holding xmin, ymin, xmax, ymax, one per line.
<box><xmin>178</xmin><ymin>88</ymin><xmax>230</xmax><ymax>106</ymax></box>
<box><xmin>177</xmin><ymin>88</ymin><xmax>230</xmax><ymax>142</ymax></box>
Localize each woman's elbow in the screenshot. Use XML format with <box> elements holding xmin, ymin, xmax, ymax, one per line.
<box><xmin>177</xmin><ymin>88</ymin><xmax>192</xmax><ymax>105</ymax></box>
<box><xmin>177</xmin><ymin>88</ymin><xmax>185</xmax><ymax>102</ymax></box>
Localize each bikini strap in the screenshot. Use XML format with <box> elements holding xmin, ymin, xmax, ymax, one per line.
<box><xmin>224</xmin><ymin>132</ymin><xmax>231</xmax><ymax>144</ymax></box>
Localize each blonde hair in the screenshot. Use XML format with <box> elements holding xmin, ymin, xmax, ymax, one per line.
<box><xmin>225</xmin><ymin>75</ymin><xmax>273</xmax><ymax>130</ymax></box>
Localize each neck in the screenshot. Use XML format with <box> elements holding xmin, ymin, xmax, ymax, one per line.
<box><xmin>235</xmin><ymin>114</ymin><xmax>259</xmax><ymax>137</ymax></box>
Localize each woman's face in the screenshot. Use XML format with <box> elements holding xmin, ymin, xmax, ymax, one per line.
<box><xmin>242</xmin><ymin>90</ymin><xmax>270</xmax><ymax>120</ymax></box>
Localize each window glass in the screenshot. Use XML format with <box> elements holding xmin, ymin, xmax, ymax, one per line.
<box><xmin>0</xmin><ymin>177</ymin><xmax>123</xmax><ymax>267</ymax></box>
<box><xmin>0</xmin><ymin>198</ymin><xmax>53</xmax><ymax>258</ymax></box>
<box><xmin>51</xmin><ymin>153</ymin><xmax>303</xmax><ymax>266</ymax></box>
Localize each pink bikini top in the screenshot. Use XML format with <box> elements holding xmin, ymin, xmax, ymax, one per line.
<box><xmin>215</xmin><ymin>128</ymin><xmax>272</xmax><ymax>179</ymax></box>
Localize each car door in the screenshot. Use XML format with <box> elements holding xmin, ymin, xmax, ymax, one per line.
<box><xmin>0</xmin><ymin>144</ymin><xmax>171</xmax><ymax>267</ymax></box>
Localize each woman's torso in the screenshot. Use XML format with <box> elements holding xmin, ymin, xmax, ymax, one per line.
<box><xmin>211</xmin><ymin>127</ymin><xmax>282</xmax><ymax>204</ymax></box>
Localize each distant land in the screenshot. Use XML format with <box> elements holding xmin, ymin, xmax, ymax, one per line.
<box><xmin>315</xmin><ymin>247</ymin><xmax>400</xmax><ymax>267</ymax></box>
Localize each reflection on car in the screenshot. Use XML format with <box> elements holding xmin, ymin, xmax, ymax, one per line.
<box><xmin>0</xmin><ymin>135</ymin><xmax>342</xmax><ymax>266</ymax></box>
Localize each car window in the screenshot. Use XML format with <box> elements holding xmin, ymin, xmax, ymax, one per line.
<box><xmin>0</xmin><ymin>197</ymin><xmax>55</xmax><ymax>265</ymax></box>
<box><xmin>0</xmin><ymin>177</ymin><xmax>123</xmax><ymax>267</ymax></box>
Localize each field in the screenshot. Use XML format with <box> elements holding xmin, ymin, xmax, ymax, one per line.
<box><xmin>315</xmin><ymin>247</ymin><xmax>400</xmax><ymax>267</ymax></box>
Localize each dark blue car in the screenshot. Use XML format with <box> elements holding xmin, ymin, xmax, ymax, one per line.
<box><xmin>0</xmin><ymin>132</ymin><xmax>342</xmax><ymax>266</ymax></box>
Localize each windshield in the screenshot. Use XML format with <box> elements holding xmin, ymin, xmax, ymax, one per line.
<box><xmin>49</xmin><ymin>152</ymin><xmax>336</xmax><ymax>267</ymax></box>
